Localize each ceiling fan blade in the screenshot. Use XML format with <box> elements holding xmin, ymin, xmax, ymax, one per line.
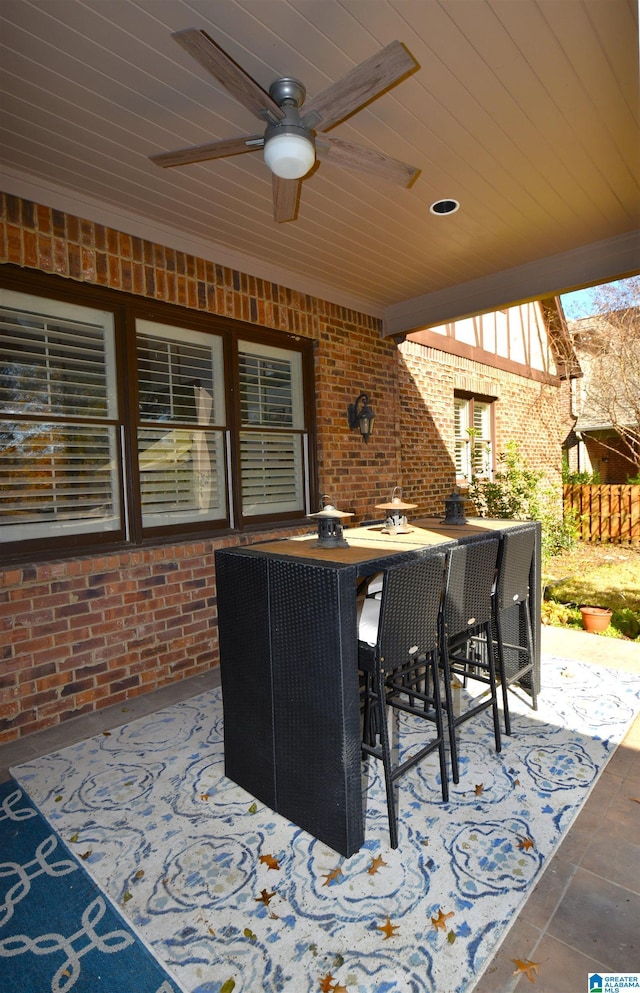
<box><xmin>172</xmin><ymin>28</ymin><xmax>284</xmax><ymax>122</ymax></box>
<box><xmin>303</xmin><ymin>40</ymin><xmax>418</xmax><ymax>132</ymax></box>
<box><xmin>272</xmin><ymin>175</ymin><xmax>300</xmax><ymax>223</ymax></box>
<box><xmin>315</xmin><ymin>134</ymin><xmax>419</xmax><ymax>187</ymax></box>
<box><xmin>150</xmin><ymin>135</ymin><xmax>264</xmax><ymax>168</ymax></box>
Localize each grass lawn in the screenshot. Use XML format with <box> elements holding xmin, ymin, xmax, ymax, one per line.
<box><xmin>543</xmin><ymin>541</ymin><xmax>640</xmax><ymax>640</ymax></box>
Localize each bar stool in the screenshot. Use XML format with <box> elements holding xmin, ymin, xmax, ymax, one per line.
<box><xmin>440</xmin><ymin>536</ymin><xmax>501</xmax><ymax>784</ymax></box>
<box><xmin>493</xmin><ymin>527</ymin><xmax>537</xmax><ymax>734</ymax></box>
<box><xmin>358</xmin><ymin>553</ymin><xmax>448</xmax><ymax>849</ymax></box>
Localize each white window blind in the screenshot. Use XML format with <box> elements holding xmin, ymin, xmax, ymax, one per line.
<box><xmin>454</xmin><ymin>399</ymin><xmax>469</xmax><ymax>477</ymax></box>
<box><xmin>238</xmin><ymin>341</ymin><xmax>306</xmax><ymax>517</ymax></box>
<box><xmin>0</xmin><ymin>290</ymin><xmax>120</xmax><ymax>541</ymax></box>
<box><xmin>136</xmin><ymin>320</ymin><xmax>227</xmax><ymax>527</ymax></box>
<box><xmin>454</xmin><ymin>397</ymin><xmax>493</xmax><ymax>480</ymax></box>
<box><xmin>472</xmin><ymin>402</ymin><xmax>492</xmax><ymax>476</ymax></box>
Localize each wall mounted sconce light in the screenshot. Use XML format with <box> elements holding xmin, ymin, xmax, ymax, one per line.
<box><xmin>347</xmin><ymin>393</ymin><xmax>375</xmax><ymax>443</ymax></box>
<box><xmin>307</xmin><ymin>495</ymin><xmax>354</xmax><ymax>548</ymax></box>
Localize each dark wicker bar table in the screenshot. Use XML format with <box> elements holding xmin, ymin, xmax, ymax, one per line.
<box><xmin>215</xmin><ymin>519</ymin><xmax>541</xmax><ymax>857</ymax></box>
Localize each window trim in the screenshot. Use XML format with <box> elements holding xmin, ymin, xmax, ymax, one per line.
<box><xmin>0</xmin><ymin>265</ymin><xmax>318</xmax><ymax>562</ymax></box>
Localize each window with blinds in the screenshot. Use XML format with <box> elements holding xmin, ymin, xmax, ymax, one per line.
<box><xmin>454</xmin><ymin>396</ymin><xmax>493</xmax><ymax>480</ymax></box>
<box><xmin>136</xmin><ymin>320</ymin><xmax>227</xmax><ymax>528</ymax></box>
<box><xmin>0</xmin><ymin>273</ymin><xmax>316</xmax><ymax>560</ymax></box>
<box><xmin>0</xmin><ymin>289</ymin><xmax>120</xmax><ymax>542</ymax></box>
<box><xmin>238</xmin><ymin>341</ymin><xmax>306</xmax><ymax>517</ymax></box>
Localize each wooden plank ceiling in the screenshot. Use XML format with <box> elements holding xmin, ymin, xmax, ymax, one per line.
<box><xmin>1</xmin><ymin>0</ymin><xmax>638</xmax><ymax>332</ymax></box>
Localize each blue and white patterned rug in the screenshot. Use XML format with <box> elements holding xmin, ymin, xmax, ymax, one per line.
<box><xmin>9</xmin><ymin>656</ymin><xmax>640</xmax><ymax>993</ymax></box>
<box><xmin>0</xmin><ymin>778</ymin><xmax>181</xmax><ymax>993</ymax></box>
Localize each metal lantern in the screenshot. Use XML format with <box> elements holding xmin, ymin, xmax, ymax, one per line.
<box><xmin>375</xmin><ymin>486</ymin><xmax>417</xmax><ymax>534</ymax></box>
<box><xmin>443</xmin><ymin>488</ymin><xmax>468</xmax><ymax>525</ymax></box>
<box><xmin>347</xmin><ymin>392</ymin><xmax>375</xmax><ymax>443</ymax></box>
<box><xmin>307</xmin><ymin>498</ymin><xmax>354</xmax><ymax>548</ymax></box>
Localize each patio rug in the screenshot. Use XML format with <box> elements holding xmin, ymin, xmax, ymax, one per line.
<box><xmin>9</xmin><ymin>655</ymin><xmax>640</xmax><ymax>993</ymax></box>
<box><xmin>0</xmin><ymin>778</ymin><xmax>181</xmax><ymax>993</ymax></box>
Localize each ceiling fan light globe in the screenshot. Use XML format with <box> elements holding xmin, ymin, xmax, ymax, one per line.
<box><xmin>264</xmin><ymin>133</ymin><xmax>315</xmax><ymax>179</ymax></box>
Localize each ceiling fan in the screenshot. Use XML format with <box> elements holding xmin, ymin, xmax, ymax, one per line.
<box><xmin>150</xmin><ymin>29</ymin><xmax>420</xmax><ymax>223</ymax></box>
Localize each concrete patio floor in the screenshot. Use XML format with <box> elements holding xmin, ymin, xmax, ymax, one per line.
<box><xmin>1</xmin><ymin>624</ymin><xmax>638</xmax><ymax>993</ymax></box>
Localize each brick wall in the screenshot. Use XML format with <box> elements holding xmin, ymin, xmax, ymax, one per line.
<box><xmin>1</xmin><ymin>543</ymin><xmax>219</xmax><ymax>736</ymax></box>
<box><xmin>399</xmin><ymin>340</ymin><xmax>567</xmax><ymax>514</ymax></box>
<box><xmin>0</xmin><ymin>192</ymin><xmax>564</xmax><ymax>742</ymax></box>
<box><xmin>0</xmin><ymin>193</ymin><xmax>402</xmax><ymax>741</ymax></box>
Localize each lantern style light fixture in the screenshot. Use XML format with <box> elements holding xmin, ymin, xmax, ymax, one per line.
<box><xmin>375</xmin><ymin>486</ymin><xmax>417</xmax><ymax>534</ymax></box>
<box><xmin>443</xmin><ymin>488</ymin><xmax>468</xmax><ymax>526</ymax></box>
<box><xmin>347</xmin><ymin>392</ymin><xmax>375</xmax><ymax>443</ymax></box>
<box><xmin>307</xmin><ymin>496</ymin><xmax>354</xmax><ymax>548</ymax></box>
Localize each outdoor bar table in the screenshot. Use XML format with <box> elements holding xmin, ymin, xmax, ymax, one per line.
<box><xmin>215</xmin><ymin>518</ymin><xmax>541</xmax><ymax>857</ymax></box>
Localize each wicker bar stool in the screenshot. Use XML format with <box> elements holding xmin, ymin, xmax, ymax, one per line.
<box><xmin>440</xmin><ymin>536</ymin><xmax>501</xmax><ymax>785</ymax></box>
<box><xmin>358</xmin><ymin>553</ymin><xmax>448</xmax><ymax>849</ymax></box>
<box><xmin>493</xmin><ymin>527</ymin><xmax>537</xmax><ymax>734</ymax></box>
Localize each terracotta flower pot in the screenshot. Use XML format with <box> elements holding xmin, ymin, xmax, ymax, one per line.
<box><xmin>580</xmin><ymin>605</ymin><xmax>612</xmax><ymax>633</ymax></box>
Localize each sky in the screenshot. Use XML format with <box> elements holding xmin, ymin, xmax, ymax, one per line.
<box><xmin>560</xmin><ymin>275</ymin><xmax>640</xmax><ymax>319</ymax></box>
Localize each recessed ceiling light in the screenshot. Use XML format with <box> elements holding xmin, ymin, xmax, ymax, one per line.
<box><xmin>429</xmin><ymin>199</ymin><xmax>460</xmax><ymax>215</ymax></box>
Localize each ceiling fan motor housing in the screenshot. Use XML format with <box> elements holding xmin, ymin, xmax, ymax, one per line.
<box><xmin>263</xmin><ymin>77</ymin><xmax>316</xmax><ymax>179</ymax></box>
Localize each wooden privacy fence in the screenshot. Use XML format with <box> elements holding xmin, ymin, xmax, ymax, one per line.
<box><xmin>563</xmin><ymin>484</ymin><xmax>640</xmax><ymax>544</ymax></box>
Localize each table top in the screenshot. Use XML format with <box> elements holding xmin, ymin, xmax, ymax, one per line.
<box><xmin>246</xmin><ymin>517</ymin><xmax>532</xmax><ymax>567</ymax></box>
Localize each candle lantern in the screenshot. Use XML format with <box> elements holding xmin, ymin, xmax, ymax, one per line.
<box><xmin>375</xmin><ymin>486</ymin><xmax>417</xmax><ymax>534</ymax></box>
<box><xmin>443</xmin><ymin>488</ymin><xmax>468</xmax><ymax>525</ymax></box>
<box><xmin>307</xmin><ymin>497</ymin><xmax>354</xmax><ymax>548</ymax></box>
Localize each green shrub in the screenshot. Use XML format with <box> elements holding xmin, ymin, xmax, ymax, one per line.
<box><xmin>561</xmin><ymin>452</ymin><xmax>601</xmax><ymax>485</ymax></box>
<box><xmin>470</xmin><ymin>441</ymin><xmax>577</xmax><ymax>561</ymax></box>
<box><xmin>564</xmin><ymin>469</ymin><xmax>601</xmax><ymax>484</ymax></box>
<box><xmin>611</xmin><ymin>607</ymin><xmax>640</xmax><ymax>639</ymax></box>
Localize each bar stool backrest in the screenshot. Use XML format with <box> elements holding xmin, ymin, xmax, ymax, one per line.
<box><xmin>375</xmin><ymin>553</ymin><xmax>446</xmax><ymax>671</ymax></box>
<box><xmin>442</xmin><ymin>537</ymin><xmax>500</xmax><ymax>640</ymax></box>
<box><xmin>495</xmin><ymin>527</ymin><xmax>536</xmax><ymax>608</ymax></box>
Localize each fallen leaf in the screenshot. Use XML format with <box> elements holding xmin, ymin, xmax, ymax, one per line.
<box><xmin>512</xmin><ymin>958</ymin><xmax>541</xmax><ymax>983</ymax></box>
<box><xmin>220</xmin><ymin>980</ymin><xmax>235</xmax><ymax>993</ymax></box>
<box><xmin>134</xmin><ymin>869</ymin><xmax>144</xmax><ymax>880</ymax></box>
<box><xmin>630</xmin><ymin>796</ymin><xmax>640</xmax><ymax>804</ymax></box>
<box><xmin>333</xmin><ymin>984</ymin><xmax>348</xmax><ymax>992</ymax></box>
<box><xmin>259</xmin><ymin>854</ymin><xmax>280</xmax><ymax>870</ymax></box>
<box><xmin>200</xmin><ymin>793</ymin><xmax>210</xmax><ymax>801</ymax></box>
<box><xmin>322</xmin><ymin>867</ymin><xmax>343</xmax><ymax>886</ymax></box>
<box><xmin>102</xmin><ymin>731</ymin><xmax>111</xmax><ymax>736</ymax></box>
<box><xmin>376</xmin><ymin>916</ymin><xmax>400</xmax><ymax>939</ymax></box>
<box><xmin>243</xmin><ymin>927</ymin><xmax>257</xmax><ymax>942</ymax></box>
<box><xmin>122</xmin><ymin>891</ymin><xmax>132</xmax><ymax>903</ymax></box>
<box><xmin>248</xmin><ymin>801</ymin><xmax>258</xmax><ymax>814</ymax></box>
<box><xmin>431</xmin><ymin>908</ymin><xmax>455</xmax><ymax>932</ymax></box>
<box><xmin>368</xmin><ymin>855</ymin><xmax>388</xmax><ymax>875</ymax></box>
<box><xmin>474</xmin><ymin>784</ymin><xmax>484</xmax><ymax>796</ymax></box>
<box><xmin>518</xmin><ymin>836</ymin><xmax>535</xmax><ymax>851</ymax></box>
<box><xmin>319</xmin><ymin>974</ymin><xmax>335</xmax><ymax>992</ymax></box>
<box><xmin>69</xmin><ymin>832</ymin><xmax>79</xmax><ymax>843</ymax></box>
<box><xmin>255</xmin><ymin>888</ymin><xmax>275</xmax><ymax>906</ymax></box>
<box><xmin>447</xmin><ymin>929</ymin><xmax>456</xmax><ymax>944</ymax></box>
<box><xmin>79</xmin><ymin>850</ymin><xmax>92</xmax><ymax>860</ymax></box>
